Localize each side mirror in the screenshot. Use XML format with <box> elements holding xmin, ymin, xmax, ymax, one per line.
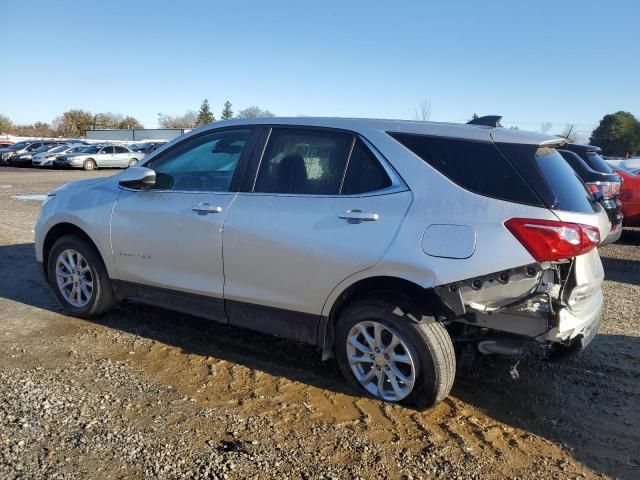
<box><xmin>119</xmin><ymin>166</ymin><xmax>156</xmax><ymax>189</ymax></box>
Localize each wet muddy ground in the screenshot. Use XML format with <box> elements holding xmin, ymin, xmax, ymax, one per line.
<box><xmin>1</xmin><ymin>167</ymin><xmax>638</xmax><ymax>479</ymax></box>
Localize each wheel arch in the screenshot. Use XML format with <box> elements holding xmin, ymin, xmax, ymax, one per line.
<box><xmin>319</xmin><ymin>275</ymin><xmax>450</xmax><ymax>357</ymax></box>
<box><xmin>42</xmin><ymin>223</ymin><xmax>107</xmax><ymax>278</ymax></box>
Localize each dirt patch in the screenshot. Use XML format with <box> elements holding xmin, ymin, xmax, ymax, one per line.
<box><xmin>1</xmin><ymin>167</ymin><xmax>638</xmax><ymax>479</ymax></box>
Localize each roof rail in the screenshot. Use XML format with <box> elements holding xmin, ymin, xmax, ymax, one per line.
<box><xmin>467</xmin><ymin>115</ymin><xmax>503</xmax><ymax>127</ymax></box>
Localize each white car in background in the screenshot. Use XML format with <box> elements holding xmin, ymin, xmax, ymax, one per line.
<box><xmin>55</xmin><ymin>144</ymin><xmax>142</xmax><ymax>170</ymax></box>
<box><xmin>32</xmin><ymin>144</ymin><xmax>87</xmax><ymax>167</ymax></box>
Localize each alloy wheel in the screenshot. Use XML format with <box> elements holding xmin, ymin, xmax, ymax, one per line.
<box><xmin>346</xmin><ymin>320</ymin><xmax>416</xmax><ymax>401</ymax></box>
<box><xmin>55</xmin><ymin>249</ymin><xmax>93</xmax><ymax>307</ymax></box>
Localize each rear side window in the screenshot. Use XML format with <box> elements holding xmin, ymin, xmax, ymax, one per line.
<box><xmin>114</xmin><ymin>146</ymin><xmax>128</xmax><ymax>153</ymax></box>
<box><xmin>254</xmin><ymin>128</ymin><xmax>353</xmax><ymax>195</ymax></box>
<box><xmin>388</xmin><ymin>132</ymin><xmax>542</xmax><ymax>206</ymax></box>
<box><xmin>342</xmin><ymin>140</ymin><xmax>392</xmax><ymax>194</ymax></box>
<box><xmin>497</xmin><ymin>143</ymin><xmax>598</xmax><ymax>213</ymax></box>
<box><xmin>584</xmin><ymin>152</ymin><xmax>614</xmax><ymax>173</ymax></box>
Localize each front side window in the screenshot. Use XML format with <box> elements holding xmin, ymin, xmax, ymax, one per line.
<box><xmin>114</xmin><ymin>146</ymin><xmax>128</xmax><ymax>153</ymax></box>
<box><xmin>254</xmin><ymin>128</ymin><xmax>353</xmax><ymax>195</ymax></box>
<box><xmin>101</xmin><ymin>147</ymin><xmax>115</xmax><ymax>154</ymax></box>
<box><xmin>146</xmin><ymin>129</ymin><xmax>251</xmax><ymax>192</ymax></box>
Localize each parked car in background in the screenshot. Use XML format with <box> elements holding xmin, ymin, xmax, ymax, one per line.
<box><xmin>558</xmin><ymin>144</ymin><xmax>622</xmax><ymax>245</ymax></box>
<box><xmin>55</xmin><ymin>144</ymin><xmax>141</xmax><ymax>170</ymax></box>
<box><xmin>607</xmin><ymin>157</ymin><xmax>640</xmax><ymax>172</ymax></box>
<box><xmin>130</xmin><ymin>141</ymin><xmax>166</xmax><ymax>155</ymax></box>
<box><xmin>614</xmin><ymin>168</ymin><xmax>640</xmax><ymax>227</ymax></box>
<box><xmin>0</xmin><ymin>140</ymin><xmax>14</xmax><ymax>149</ymax></box>
<box><xmin>11</xmin><ymin>141</ymin><xmax>66</xmax><ymax>166</ymax></box>
<box><xmin>0</xmin><ymin>140</ymin><xmax>41</xmax><ymax>164</ymax></box>
<box><xmin>36</xmin><ymin>117</ymin><xmax>609</xmax><ymax>408</ymax></box>
<box><xmin>32</xmin><ymin>144</ymin><xmax>87</xmax><ymax>167</ymax></box>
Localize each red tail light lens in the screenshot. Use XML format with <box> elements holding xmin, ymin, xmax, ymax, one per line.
<box><xmin>505</xmin><ymin>218</ymin><xmax>601</xmax><ymax>262</ymax></box>
<box><xmin>585</xmin><ymin>181</ymin><xmax>620</xmax><ymax>199</ymax></box>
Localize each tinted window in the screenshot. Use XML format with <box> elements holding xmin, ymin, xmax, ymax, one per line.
<box><xmin>254</xmin><ymin>128</ymin><xmax>352</xmax><ymax>195</ymax></box>
<box><xmin>342</xmin><ymin>140</ymin><xmax>392</xmax><ymax>194</ymax></box>
<box><xmin>27</xmin><ymin>143</ymin><xmax>43</xmax><ymax>151</ymax></box>
<box><xmin>584</xmin><ymin>152</ymin><xmax>614</xmax><ymax>173</ymax></box>
<box><xmin>147</xmin><ymin>129</ymin><xmax>251</xmax><ymax>192</ymax></box>
<box><xmin>114</xmin><ymin>146</ymin><xmax>128</xmax><ymax>153</ymax></box>
<box><xmin>389</xmin><ymin>132</ymin><xmax>542</xmax><ymax>206</ymax></box>
<box><xmin>497</xmin><ymin>143</ymin><xmax>598</xmax><ymax>213</ymax></box>
<box><xmin>100</xmin><ymin>147</ymin><xmax>115</xmax><ymax>154</ymax></box>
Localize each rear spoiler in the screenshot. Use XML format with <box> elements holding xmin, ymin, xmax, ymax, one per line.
<box><xmin>467</xmin><ymin>115</ymin><xmax>502</xmax><ymax>127</ymax></box>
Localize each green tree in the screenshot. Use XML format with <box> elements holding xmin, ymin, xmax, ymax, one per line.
<box><xmin>0</xmin><ymin>114</ymin><xmax>13</xmax><ymax>134</ymax></box>
<box><xmin>196</xmin><ymin>99</ymin><xmax>215</xmax><ymax>126</ymax></box>
<box><xmin>470</xmin><ymin>113</ymin><xmax>479</xmax><ymax>121</ymax></box>
<box><xmin>590</xmin><ymin>111</ymin><xmax>640</xmax><ymax>156</ymax></box>
<box><xmin>52</xmin><ymin>110</ymin><xmax>95</xmax><ymax>137</ymax></box>
<box><xmin>221</xmin><ymin>100</ymin><xmax>233</xmax><ymax>120</ymax></box>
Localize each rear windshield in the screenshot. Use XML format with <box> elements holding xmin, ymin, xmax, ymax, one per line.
<box><xmin>388</xmin><ymin>132</ymin><xmax>543</xmax><ymax>206</ymax></box>
<box><xmin>584</xmin><ymin>151</ymin><xmax>614</xmax><ymax>173</ymax></box>
<box><xmin>497</xmin><ymin>143</ymin><xmax>598</xmax><ymax>213</ymax></box>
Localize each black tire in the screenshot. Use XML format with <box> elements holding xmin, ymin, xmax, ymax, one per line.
<box><xmin>335</xmin><ymin>295</ymin><xmax>456</xmax><ymax>409</ymax></box>
<box><xmin>83</xmin><ymin>158</ymin><xmax>97</xmax><ymax>171</ymax></box>
<box><xmin>47</xmin><ymin>234</ymin><xmax>117</xmax><ymax>318</ymax></box>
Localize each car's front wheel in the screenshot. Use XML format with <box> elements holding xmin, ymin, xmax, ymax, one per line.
<box><xmin>83</xmin><ymin>159</ymin><xmax>97</xmax><ymax>171</ymax></box>
<box><xmin>128</xmin><ymin>158</ymin><xmax>138</xmax><ymax>167</ymax></box>
<box><xmin>335</xmin><ymin>296</ymin><xmax>455</xmax><ymax>409</ymax></box>
<box><xmin>47</xmin><ymin>234</ymin><xmax>117</xmax><ymax>318</ymax></box>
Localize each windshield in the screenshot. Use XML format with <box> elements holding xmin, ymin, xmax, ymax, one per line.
<box><xmin>10</xmin><ymin>141</ymin><xmax>30</xmax><ymax>149</ymax></box>
<box><xmin>33</xmin><ymin>144</ymin><xmax>54</xmax><ymax>153</ymax></box>
<box><xmin>48</xmin><ymin>145</ymin><xmax>69</xmax><ymax>154</ymax></box>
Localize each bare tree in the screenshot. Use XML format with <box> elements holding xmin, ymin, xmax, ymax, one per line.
<box><xmin>560</xmin><ymin>123</ymin><xmax>577</xmax><ymax>143</ymax></box>
<box><xmin>236</xmin><ymin>106</ymin><xmax>275</xmax><ymax>119</ymax></box>
<box><xmin>413</xmin><ymin>100</ymin><xmax>432</xmax><ymax>121</ymax></box>
<box><xmin>540</xmin><ymin>122</ymin><xmax>552</xmax><ymax>134</ymax></box>
<box><xmin>157</xmin><ymin>111</ymin><xmax>198</xmax><ymax>129</ymax></box>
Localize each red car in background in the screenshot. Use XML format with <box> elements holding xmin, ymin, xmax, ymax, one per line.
<box><xmin>615</xmin><ymin>168</ymin><xmax>640</xmax><ymax>227</ymax></box>
<box><xmin>0</xmin><ymin>140</ymin><xmax>15</xmax><ymax>149</ymax></box>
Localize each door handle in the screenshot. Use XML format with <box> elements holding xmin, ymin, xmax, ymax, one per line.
<box><xmin>338</xmin><ymin>209</ymin><xmax>379</xmax><ymax>222</ymax></box>
<box><xmin>192</xmin><ymin>203</ymin><xmax>222</xmax><ymax>214</ymax></box>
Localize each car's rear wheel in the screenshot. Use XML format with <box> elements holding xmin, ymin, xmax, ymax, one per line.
<box><xmin>47</xmin><ymin>234</ymin><xmax>117</xmax><ymax>318</ymax></box>
<box><xmin>335</xmin><ymin>296</ymin><xmax>455</xmax><ymax>409</ymax></box>
<box><xmin>83</xmin><ymin>159</ymin><xmax>97</xmax><ymax>171</ymax></box>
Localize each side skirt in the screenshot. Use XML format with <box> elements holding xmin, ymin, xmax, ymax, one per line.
<box><xmin>112</xmin><ymin>281</ymin><xmax>324</xmax><ymax>346</ymax></box>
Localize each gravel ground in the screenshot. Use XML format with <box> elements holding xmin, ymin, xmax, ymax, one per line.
<box><xmin>0</xmin><ymin>167</ymin><xmax>638</xmax><ymax>479</ymax></box>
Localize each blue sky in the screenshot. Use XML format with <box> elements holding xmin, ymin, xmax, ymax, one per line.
<box><xmin>1</xmin><ymin>0</ymin><xmax>638</xmax><ymax>139</ymax></box>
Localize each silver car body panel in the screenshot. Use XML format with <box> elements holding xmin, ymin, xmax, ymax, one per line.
<box><xmin>35</xmin><ymin>117</ymin><xmax>607</xmax><ymax>349</ymax></box>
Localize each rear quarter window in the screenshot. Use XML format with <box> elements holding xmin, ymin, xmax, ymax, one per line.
<box><xmin>497</xmin><ymin>143</ymin><xmax>598</xmax><ymax>214</ymax></box>
<box><xmin>388</xmin><ymin>132</ymin><xmax>542</xmax><ymax>206</ymax></box>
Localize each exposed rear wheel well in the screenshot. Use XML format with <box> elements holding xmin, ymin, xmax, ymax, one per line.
<box><xmin>322</xmin><ymin>276</ymin><xmax>449</xmax><ymax>354</ymax></box>
<box><xmin>43</xmin><ymin>223</ymin><xmax>102</xmax><ymax>277</ymax></box>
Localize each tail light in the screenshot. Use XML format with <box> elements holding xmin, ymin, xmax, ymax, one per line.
<box><xmin>585</xmin><ymin>181</ymin><xmax>620</xmax><ymax>199</ymax></box>
<box><xmin>505</xmin><ymin>218</ymin><xmax>601</xmax><ymax>262</ymax></box>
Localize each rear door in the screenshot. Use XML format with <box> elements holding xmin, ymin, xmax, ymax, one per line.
<box><xmin>222</xmin><ymin>127</ymin><xmax>412</xmax><ymax>343</ymax></box>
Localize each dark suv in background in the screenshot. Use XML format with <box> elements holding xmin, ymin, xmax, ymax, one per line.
<box><xmin>559</xmin><ymin>144</ymin><xmax>622</xmax><ymax>245</ymax></box>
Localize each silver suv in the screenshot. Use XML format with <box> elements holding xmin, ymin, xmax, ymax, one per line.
<box><xmin>35</xmin><ymin>118</ymin><xmax>608</xmax><ymax>408</ymax></box>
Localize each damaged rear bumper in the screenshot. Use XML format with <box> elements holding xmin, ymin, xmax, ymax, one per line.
<box><xmin>435</xmin><ymin>254</ymin><xmax>604</xmax><ymax>354</ymax></box>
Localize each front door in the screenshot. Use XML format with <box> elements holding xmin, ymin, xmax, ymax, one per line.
<box><xmin>110</xmin><ymin>128</ymin><xmax>256</xmax><ymax>320</ymax></box>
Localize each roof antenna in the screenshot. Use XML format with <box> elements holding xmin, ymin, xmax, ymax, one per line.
<box><xmin>467</xmin><ymin>115</ymin><xmax>503</xmax><ymax>127</ymax></box>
